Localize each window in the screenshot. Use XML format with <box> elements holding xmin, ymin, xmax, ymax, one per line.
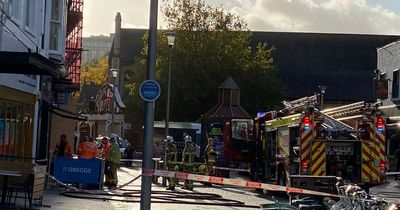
<box><xmin>231</xmin><ymin>119</ymin><xmax>253</xmax><ymax>139</ymax></box>
<box><xmin>49</xmin><ymin>0</ymin><xmax>61</xmax><ymax>51</ymax></box>
<box><xmin>9</xmin><ymin>0</ymin><xmax>21</xmax><ymax>20</ymax></box>
<box><xmin>24</xmin><ymin>0</ymin><xmax>35</xmax><ymax>29</ymax></box>
<box><xmin>0</xmin><ymin>100</ymin><xmax>33</xmax><ymax>160</ymax></box>
<box><xmin>392</xmin><ymin>70</ymin><xmax>399</xmax><ymax>98</ymax></box>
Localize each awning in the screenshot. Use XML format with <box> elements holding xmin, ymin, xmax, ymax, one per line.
<box><xmin>0</xmin><ymin>51</ymin><xmax>66</xmax><ymax>78</ymax></box>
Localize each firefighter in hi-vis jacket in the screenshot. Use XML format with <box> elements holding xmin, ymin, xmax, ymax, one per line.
<box><xmin>182</xmin><ymin>135</ymin><xmax>196</xmax><ymax>190</ymax></box>
<box><xmin>165</xmin><ymin>136</ymin><xmax>179</xmax><ymax>190</ymax></box>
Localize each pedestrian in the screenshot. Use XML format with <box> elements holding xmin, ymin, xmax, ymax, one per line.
<box><xmin>105</xmin><ymin>134</ymin><xmax>121</xmax><ymax>189</ymax></box>
<box><xmin>204</xmin><ymin>138</ymin><xmax>217</xmax><ymax>176</ymax></box>
<box><xmin>53</xmin><ymin>134</ymin><xmax>73</xmax><ymax>157</ymax></box>
<box><xmin>182</xmin><ymin>135</ymin><xmax>196</xmax><ymax>190</ymax></box>
<box><xmin>123</xmin><ymin>143</ymin><xmax>135</xmax><ymax>167</ymax></box>
<box><xmin>165</xmin><ymin>136</ymin><xmax>178</xmax><ymax>191</ymax></box>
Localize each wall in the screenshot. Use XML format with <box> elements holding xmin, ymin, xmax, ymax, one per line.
<box><xmin>50</xmin><ymin>97</ymin><xmax>79</xmax><ymax>154</ymax></box>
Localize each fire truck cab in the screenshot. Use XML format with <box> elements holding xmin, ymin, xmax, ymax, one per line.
<box><xmin>252</xmin><ymin>95</ymin><xmax>387</xmax><ymax>187</ymax></box>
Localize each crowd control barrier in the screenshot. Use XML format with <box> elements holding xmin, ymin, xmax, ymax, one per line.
<box><xmin>53</xmin><ymin>157</ymin><xmax>104</xmax><ymax>189</ymax></box>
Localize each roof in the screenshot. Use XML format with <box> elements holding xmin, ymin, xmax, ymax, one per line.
<box><xmin>116</xmin><ymin>30</ymin><xmax>400</xmax><ymax>102</ymax></box>
<box><xmin>106</xmin><ymin>84</ymin><xmax>126</xmax><ymax>109</ymax></box>
<box><xmin>78</xmin><ymin>83</ymin><xmax>102</xmax><ymax>104</ymax></box>
<box><xmin>278</xmin><ymin>70</ymin><xmax>374</xmax><ymax>101</ymax></box>
<box><xmin>250</xmin><ymin>31</ymin><xmax>400</xmax><ymax>101</ymax></box>
<box><xmin>120</xmin><ymin>29</ymin><xmax>147</xmax><ymax>65</ymax></box>
<box><xmin>219</xmin><ymin>77</ymin><xmax>240</xmax><ymax>90</ymax></box>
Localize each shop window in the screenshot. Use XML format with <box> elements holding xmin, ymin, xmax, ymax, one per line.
<box><xmin>392</xmin><ymin>70</ymin><xmax>399</xmax><ymax>99</ymax></box>
<box><xmin>0</xmin><ymin>100</ymin><xmax>33</xmax><ymax>161</ymax></box>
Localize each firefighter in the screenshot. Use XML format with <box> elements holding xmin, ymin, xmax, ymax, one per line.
<box><xmin>182</xmin><ymin>135</ymin><xmax>196</xmax><ymax>190</ymax></box>
<box><xmin>165</xmin><ymin>136</ymin><xmax>179</xmax><ymax>190</ymax></box>
<box><xmin>204</xmin><ymin>138</ymin><xmax>217</xmax><ymax>176</ymax></box>
<box><xmin>105</xmin><ymin>134</ymin><xmax>121</xmax><ymax>189</ymax></box>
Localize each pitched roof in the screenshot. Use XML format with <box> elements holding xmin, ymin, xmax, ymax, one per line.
<box><xmin>115</xmin><ymin>29</ymin><xmax>400</xmax><ymax>102</ymax></box>
<box><xmin>78</xmin><ymin>83</ymin><xmax>102</xmax><ymax>104</ymax></box>
<box><xmin>120</xmin><ymin>29</ymin><xmax>147</xmax><ymax>65</ymax></box>
<box><xmin>250</xmin><ymin>32</ymin><xmax>400</xmax><ymax>101</ymax></box>
<box><xmin>219</xmin><ymin>76</ymin><xmax>240</xmax><ymax>90</ymax></box>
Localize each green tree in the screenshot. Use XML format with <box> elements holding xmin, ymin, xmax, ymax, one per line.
<box><xmin>126</xmin><ymin>0</ymin><xmax>284</xmax><ymax>121</ymax></box>
<box><xmin>81</xmin><ymin>57</ymin><xmax>108</xmax><ymax>85</ymax></box>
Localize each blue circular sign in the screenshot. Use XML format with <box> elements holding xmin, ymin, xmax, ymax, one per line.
<box><xmin>139</xmin><ymin>80</ymin><xmax>161</xmax><ymax>102</ymax></box>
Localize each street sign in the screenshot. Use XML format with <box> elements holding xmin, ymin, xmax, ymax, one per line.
<box><xmin>139</xmin><ymin>80</ymin><xmax>161</xmax><ymax>102</ymax></box>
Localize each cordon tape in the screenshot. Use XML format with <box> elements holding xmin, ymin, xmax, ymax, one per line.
<box><xmin>142</xmin><ymin>169</ymin><xmax>343</xmax><ymax>198</ymax></box>
<box><xmin>33</xmin><ymin>163</ymin><xmax>344</xmax><ymax>199</ymax></box>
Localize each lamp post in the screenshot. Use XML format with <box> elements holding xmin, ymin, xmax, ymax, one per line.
<box><xmin>164</xmin><ymin>32</ymin><xmax>176</xmax><ymax>138</ymax></box>
<box><xmin>318</xmin><ymin>85</ymin><xmax>327</xmax><ymax>111</ymax></box>
<box><xmin>111</xmin><ymin>68</ymin><xmax>118</xmax><ymax>135</ymax></box>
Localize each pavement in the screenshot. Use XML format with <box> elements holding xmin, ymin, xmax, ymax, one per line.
<box><xmin>7</xmin><ymin>162</ymin><xmax>400</xmax><ymax>209</ymax></box>
<box><xmin>7</xmin><ymin>160</ymin><xmax>277</xmax><ymax>210</ymax></box>
<box><xmin>370</xmin><ymin>177</ymin><xmax>400</xmax><ymax>205</ymax></box>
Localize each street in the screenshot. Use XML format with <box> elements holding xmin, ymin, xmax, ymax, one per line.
<box><xmin>38</xmin><ymin>162</ymin><xmax>278</xmax><ymax>210</ymax></box>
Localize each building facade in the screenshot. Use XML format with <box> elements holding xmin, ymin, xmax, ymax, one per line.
<box><xmin>82</xmin><ymin>34</ymin><xmax>113</xmax><ymax>64</ymax></box>
<box><xmin>376</xmin><ymin>41</ymin><xmax>400</xmax><ymax>159</ymax></box>
<box><xmin>0</xmin><ymin>0</ymin><xmax>69</xmax><ymax>167</ymax></box>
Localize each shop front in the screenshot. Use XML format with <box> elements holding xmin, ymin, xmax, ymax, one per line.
<box><xmin>0</xmin><ymin>75</ymin><xmax>37</xmax><ymax>162</ymax></box>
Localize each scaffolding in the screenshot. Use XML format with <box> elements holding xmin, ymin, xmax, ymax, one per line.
<box><xmin>65</xmin><ymin>0</ymin><xmax>83</xmax><ymax>90</ymax></box>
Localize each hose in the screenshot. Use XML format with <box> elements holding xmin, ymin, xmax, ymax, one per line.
<box><xmin>60</xmin><ymin>190</ymin><xmax>260</xmax><ymax>208</ymax></box>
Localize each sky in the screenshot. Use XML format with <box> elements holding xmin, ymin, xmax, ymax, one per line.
<box><xmin>83</xmin><ymin>0</ymin><xmax>400</xmax><ymax>37</ymax></box>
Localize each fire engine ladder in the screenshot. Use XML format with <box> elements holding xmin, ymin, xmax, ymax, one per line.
<box><xmin>322</xmin><ymin>101</ymin><xmax>366</xmax><ymax>120</ymax></box>
<box><xmin>283</xmin><ymin>94</ymin><xmax>319</xmax><ymax>114</ymax></box>
<box><xmin>319</xmin><ymin>102</ymin><xmax>367</xmax><ymax>138</ymax></box>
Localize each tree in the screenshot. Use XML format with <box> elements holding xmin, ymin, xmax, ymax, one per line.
<box><xmin>126</xmin><ymin>0</ymin><xmax>284</xmax><ymax>121</ymax></box>
<box><xmin>81</xmin><ymin>57</ymin><xmax>109</xmax><ymax>85</ymax></box>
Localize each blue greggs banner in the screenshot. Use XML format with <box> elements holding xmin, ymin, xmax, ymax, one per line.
<box><xmin>54</xmin><ymin>157</ymin><xmax>104</xmax><ymax>184</ymax></box>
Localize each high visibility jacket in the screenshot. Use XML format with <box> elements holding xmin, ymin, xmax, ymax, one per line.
<box><xmin>78</xmin><ymin>142</ymin><xmax>99</xmax><ymax>159</ymax></box>
<box><xmin>165</xmin><ymin>143</ymin><xmax>178</xmax><ymax>165</ymax></box>
<box><xmin>205</xmin><ymin>145</ymin><xmax>217</xmax><ymax>164</ymax></box>
<box><xmin>54</xmin><ymin>142</ymin><xmax>72</xmax><ymax>157</ymax></box>
<box><xmin>106</xmin><ymin>142</ymin><xmax>121</xmax><ymax>164</ymax></box>
<box><xmin>102</xmin><ymin>142</ymin><xmax>111</xmax><ymax>158</ymax></box>
<box><xmin>182</xmin><ymin>144</ymin><xmax>196</xmax><ymax>166</ymax></box>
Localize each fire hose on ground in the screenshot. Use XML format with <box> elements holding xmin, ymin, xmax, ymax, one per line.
<box><xmin>36</xmin><ymin>164</ymin><xmax>261</xmax><ymax>208</ymax></box>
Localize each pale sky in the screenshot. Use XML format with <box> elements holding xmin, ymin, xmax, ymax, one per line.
<box><xmin>83</xmin><ymin>0</ymin><xmax>400</xmax><ymax>37</ymax></box>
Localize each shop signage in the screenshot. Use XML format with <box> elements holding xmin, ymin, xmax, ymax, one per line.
<box><xmin>53</xmin><ymin>157</ymin><xmax>104</xmax><ymax>184</ymax></box>
<box><xmin>0</xmin><ymin>74</ymin><xmax>37</xmax><ymax>94</ymax></box>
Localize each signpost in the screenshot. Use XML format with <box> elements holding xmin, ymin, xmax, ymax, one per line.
<box><xmin>139</xmin><ymin>80</ymin><xmax>161</xmax><ymax>102</ymax></box>
<box><xmin>141</xmin><ymin>1</ymin><xmax>159</xmax><ymax>208</ymax></box>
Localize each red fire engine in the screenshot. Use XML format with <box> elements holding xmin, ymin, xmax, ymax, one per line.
<box><xmin>252</xmin><ymin>95</ymin><xmax>387</xmax><ymax>187</ymax></box>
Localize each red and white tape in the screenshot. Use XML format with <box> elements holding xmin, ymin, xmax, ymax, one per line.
<box><xmin>142</xmin><ymin>169</ymin><xmax>342</xmax><ymax>198</ymax></box>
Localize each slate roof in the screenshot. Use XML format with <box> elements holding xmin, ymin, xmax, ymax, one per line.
<box><xmin>204</xmin><ymin>77</ymin><xmax>251</xmax><ymax>119</ymax></box>
<box><xmin>120</xmin><ymin>29</ymin><xmax>146</xmax><ymax>65</ymax></box>
<box><xmin>78</xmin><ymin>83</ymin><xmax>102</xmax><ymax>104</ymax></box>
<box><xmin>250</xmin><ymin>31</ymin><xmax>400</xmax><ymax>101</ymax></box>
<box><xmin>219</xmin><ymin>76</ymin><xmax>240</xmax><ymax>90</ymax></box>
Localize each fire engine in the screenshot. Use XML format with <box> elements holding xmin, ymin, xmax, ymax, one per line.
<box><xmin>252</xmin><ymin>95</ymin><xmax>387</xmax><ymax>187</ymax></box>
